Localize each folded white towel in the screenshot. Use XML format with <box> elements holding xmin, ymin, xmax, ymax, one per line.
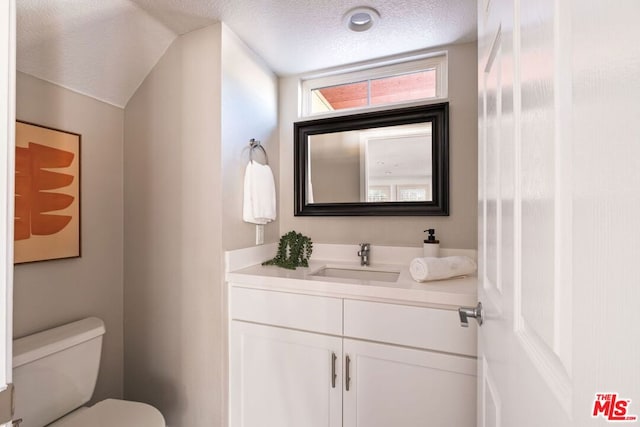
<box><xmin>243</xmin><ymin>161</ymin><xmax>277</xmax><ymax>225</ymax></box>
<box><xmin>409</xmin><ymin>256</ymin><xmax>477</xmax><ymax>282</ymax></box>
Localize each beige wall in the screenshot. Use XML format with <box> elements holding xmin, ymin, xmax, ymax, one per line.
<box><xmin>124</xmin><ymin>22</ymin><xmax>278</xmax><ymax>426</ymax></box>
<box><xmin>14</xmin><ymin>72</ymin><xmax>124</xmax><ymax>402</ymax></box>
<box><xmin>218</xmin><ymin>24</ymin><xmax>280</xmax><ymax>425</ymax></box>
<box><xmin>279</xmin><ymin>42</ymin><xmax>478</xmax><ymax>249</ymax></box>
<box><xmin>221</xmin><ymin>24</ymin><xmax>279</xmax><ymax>250</ymax></box>
<box><xmin>123</xmin><ymin>24</ymin><xmax>224</xmax><ymax>426</ymax></box>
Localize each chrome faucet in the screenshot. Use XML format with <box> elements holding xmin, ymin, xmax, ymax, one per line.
<box><xmin>357</xmin><ymin>243</ymin><xmax>370</xmax><ymax>266</ymax></box>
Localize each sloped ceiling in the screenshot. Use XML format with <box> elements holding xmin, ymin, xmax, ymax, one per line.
<box><xmin>16</xmin><ymin>0</ymin><xmax>477</xmax><ymax>108</ymax></box>
<box><xmin>17</xmin><ymin>0</ymin><xmax>177</xmax><ymax>107</ymax></box>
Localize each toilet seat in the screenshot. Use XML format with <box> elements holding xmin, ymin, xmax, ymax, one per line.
<box><xmin>48</xmin><ymin>399</ymin><xmax>165</xmax><ymax>427</ymax></box>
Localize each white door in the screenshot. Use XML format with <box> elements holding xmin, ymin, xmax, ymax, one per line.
<box><xmin>477</xmin><ymin>0</ymin><xmax>640</xmax><ymax>426</ymax></box>
<box><xmin>229</xmin><ymin>321</ymin><xmax>342</xmax><ymax>427</ymax></box>
<box><xmin>0</xmin><ymin>0</ymin><xmax>15</xmax><ymax>425</ymax></box>
<box><xmin>343</xmin><ymin>338</ymin><xmax>476</xmax><ymax>427</ymax></box>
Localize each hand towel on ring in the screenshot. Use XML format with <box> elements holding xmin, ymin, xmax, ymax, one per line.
<box><xmin>243</xmin><ymin>160</ymin><xmax>276</xmax><ymax>224</ymax></box>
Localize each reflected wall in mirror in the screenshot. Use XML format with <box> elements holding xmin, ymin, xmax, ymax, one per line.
<box><xmin>295</xmin><ymin>103</ymin><xmax>448</xmax><ymax>216</ymax></box>
<box><xmin>309</xmin><ymin>123</ymin><xmax>433</xmax><ymax>204</ymax></box>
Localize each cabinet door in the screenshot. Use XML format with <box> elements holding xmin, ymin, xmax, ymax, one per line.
<box><xmin>343</xmin><ymin>339</ymin><xmax>476</xmax><ymax>427</ymax></box>
<box><xmin>230</xmin><ymin>321</ymin><xmax>342</xmax><ymax>427</ymax></box>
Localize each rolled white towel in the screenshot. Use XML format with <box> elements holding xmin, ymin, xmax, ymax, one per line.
<box><xmin>409</xmin><ymin>256</ymin><xmax>477</xmax><ymax>282</ymax></box>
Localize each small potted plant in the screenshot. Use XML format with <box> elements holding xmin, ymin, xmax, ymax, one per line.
<box><xmin>262</xmin><ymin>231</ymin><xmax>313</xmax><ymax>270</ymax></box>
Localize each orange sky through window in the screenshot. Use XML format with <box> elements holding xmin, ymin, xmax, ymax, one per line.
<box><xmin>317</xmin><ymin>70</ymin><xmax>436</xmax><ymax>111</ymax></box>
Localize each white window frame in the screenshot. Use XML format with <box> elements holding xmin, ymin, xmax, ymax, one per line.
<box><xmin>301</xmin><ymin>52</ymin><xmax>448</xmax><ymax>117</ymax></box>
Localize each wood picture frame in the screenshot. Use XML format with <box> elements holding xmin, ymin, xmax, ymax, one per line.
<box><xmin>14</xmin><ymin>121</ymin><xmax>81</xmax><ymax>264</ymax></box>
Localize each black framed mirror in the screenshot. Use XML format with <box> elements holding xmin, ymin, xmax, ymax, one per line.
<box><xmin>294</xmin><ymin>103</ymin><xmax>449</xmax><ymax>216</ymax></box>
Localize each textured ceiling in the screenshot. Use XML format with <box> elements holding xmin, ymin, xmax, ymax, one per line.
<box><xmin>16</xmin><ymin>0</ymin><xmax>477</xmax><ymax>107</ymax></box>
<box><xmin>130</xmin><ymin>0</ymin><xmax>477</xmax><ymax>75</ymax></box>
<box><xmin>17</xmin><ymin>0</ymin><xmax>176</xmax><ymax>107</ymax></box>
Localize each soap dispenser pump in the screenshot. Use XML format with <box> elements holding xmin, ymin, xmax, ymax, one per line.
<box><xmin>423</xmin><ymin>228</ymin><xmax>440</xmax><ymax>258</ymax></box>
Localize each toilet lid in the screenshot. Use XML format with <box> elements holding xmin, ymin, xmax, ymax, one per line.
<box><xmin>49</xmin><ymin>399</ymin><xmax>165</xmax><ymax>427</ymax></box>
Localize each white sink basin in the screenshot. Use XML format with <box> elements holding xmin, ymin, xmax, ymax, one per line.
<box><xmin>311</xmin><ymin>266</ymin><xmax>400</xmax><ymax>283</ymax></box>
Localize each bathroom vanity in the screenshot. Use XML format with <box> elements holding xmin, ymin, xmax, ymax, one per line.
<box><xmin>226</xmin><ymin>244</ymin><xmax>478</xmax><ymax>427</ymax></box>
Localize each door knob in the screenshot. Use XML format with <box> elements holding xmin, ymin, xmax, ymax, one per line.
<box><xmin>458</xmin><ymin>302</ymin><xmax>483</xmax><ymax>327</ymax></box>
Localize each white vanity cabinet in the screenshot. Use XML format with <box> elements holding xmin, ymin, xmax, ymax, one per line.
<box><xmin>229</xmin><ymin>285</ymin><xmax>477</xmax><ymax>427</ymax></box>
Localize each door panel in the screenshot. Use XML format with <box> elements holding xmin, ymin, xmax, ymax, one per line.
<box><xmin>482</xmin><ymin>8</ymin><xmax>507</xmax><ymax>309</ymax></box>
<box><xmin>478</xmin><ymin>0</ymin><xmax>640</xmax><ymax>426</ymax></box>
<box><xmin>343</xmin><ymin>339</ymin><xmax>476</xmax><ymax>427</ymax></box>
<box><xmin>478</xmin><ymin>0</ymin><xmax>513</xmax><ymax>425</ymax></box>
<box><xmin>518</xmin><ymin>0</ymin><xmax>561</xmax><ymax>358</ymax></box>
<box><xmin>478</xmin><ymin>0</ymin><xmax>571</xmax><ymax>425</ymax></box>
<box><xmin>514</xmin><ymin>0</ymin><xmax>573</xmax><ymax>413</ymax></box>
<box><xmin>230</xmin><ymin>321</ymin><xmax>342</xmax><ymax>427</ymax></box>
<box><xmin>481</xmin><ymin>358</ymin><xmax>500</xmax><ymax>427</ymax></box>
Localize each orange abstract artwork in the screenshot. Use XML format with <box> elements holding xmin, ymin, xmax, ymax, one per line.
<box><xmin>14</xmin><ymin>122</ymin><xmax>80</xmax><ymax>264</ymax></box>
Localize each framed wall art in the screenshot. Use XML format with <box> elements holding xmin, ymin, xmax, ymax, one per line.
<box><xmin>14</xmin><ymin>121</ymin><xmax>81</xmax><ymax>264</ymax></box>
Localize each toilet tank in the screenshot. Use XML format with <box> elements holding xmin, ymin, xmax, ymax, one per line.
<box><xmin>12</xmin><ymin>317</ymin><xmax>106</xmax><ymax>427</ymax></box>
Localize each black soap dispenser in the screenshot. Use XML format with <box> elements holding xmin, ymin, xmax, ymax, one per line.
<box><xmin>423</xmin><ymin>228</ymin><xmax>440</xmax><ymax>257</ymax></box>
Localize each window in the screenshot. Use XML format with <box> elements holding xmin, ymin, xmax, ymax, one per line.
<box><xmin>302</xmin><ymin>53</ymin><xmax>447</xmax><ymax>116</ymax></box>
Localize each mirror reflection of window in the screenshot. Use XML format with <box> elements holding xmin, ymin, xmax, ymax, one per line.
<box><xmin>367</xmin><ymin>186</ymin><xmax>391</xmax><ymax>202</ymax></box>
<box><xmin>397</xmin><ymin>185</ymin><xmax>431</xmax><ymax>201</ymax></box>
<box><xmin>362</xmin><ymin>123</ymin><xmax>432</xmax><ymax>203</ymax></box>
<box><xmin>307</xmin><ymin>123</ymin><xmax>432</xmax><ymax>204</ymax></box>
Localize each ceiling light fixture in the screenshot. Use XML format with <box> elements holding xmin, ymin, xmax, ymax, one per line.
<box><xmin>344</xmin><ymin>7</ymin><xmax>380</xmax><ymax>32</ymax></box>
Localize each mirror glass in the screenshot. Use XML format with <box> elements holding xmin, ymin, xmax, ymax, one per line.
<box><xmin>308</xmin><ymin>123</ymin><xmax>432</xmax><ymax>204</ymax></box>
<box><xmin>295</xmin><ymin>103</ymin><xmax>449</xmax><ymax>216</ymax></box>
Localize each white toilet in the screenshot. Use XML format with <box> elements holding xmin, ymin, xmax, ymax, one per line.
<box><xmin>12</xmin><ymin>317</ymin><xmax>165</xmax><ymax>427</ymax></box>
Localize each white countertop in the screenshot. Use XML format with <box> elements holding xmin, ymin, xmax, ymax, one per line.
<box><xmin>226</xmin><ymin>245</ymin><xmax>478</xmax><ymax>309</ymax></box>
